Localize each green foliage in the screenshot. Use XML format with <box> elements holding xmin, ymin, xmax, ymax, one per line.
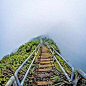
<box><xmin>43</xmin><ymin>37</ymin><xmax>60</xmax><ymax>54</ymax></box>
<box><xmin>43</xmin><ymin>37</ymin><xmax>72</xmax><ymax>77</ymax></box>
<box><xmin>1</xmin><ymin>37</ymin><xmax>85</xmax><ymax>86</ymax></box>
<box><xmin>0</xmin><ymin>39</ymin><xmax>39</xmax><ymax>86</ymax></box>
<box><xmin>56</xmin><ymin>55</ymin><xmax>72</xmax><ymax>74</ymax></box>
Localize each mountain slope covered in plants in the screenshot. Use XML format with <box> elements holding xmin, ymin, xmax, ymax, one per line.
<box><xmin>0</xmin><ymin>37</ymin><xmax>86</xmax><ymax>86</ymax></box>
<box><xmin>0</xmin><ymin>39</ymin><xmax>39</xmax><ymax>86</ymax></box>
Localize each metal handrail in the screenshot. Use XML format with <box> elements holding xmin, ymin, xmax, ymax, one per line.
<box><xmin>5</xmin><ymin>76</ymin><xmax>17</xmax><ymax>86</ymax></box>
<box><xmin>14</xmin><ymin>43</ymin><xmax>41</xmax><ymax>86</ymax></box>
<box><xmin>77</xmin><ymin>69</ymin><xmax>86</xmax><ymax>79</ymax></box>
<box><xmin>5</xmin><ymin>38</ymin><xmax>86</xmax><ymax>86</ymax></box>
<box><xmin>45</xmin><ymin>42</ymin><xmax>74</xmax><ymax>82</ymax></box>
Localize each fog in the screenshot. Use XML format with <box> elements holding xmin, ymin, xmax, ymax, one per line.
<box><xmin>0</xmin><ymin>0</ymin><xmax>86</xmax><ymax>72</ymax></box>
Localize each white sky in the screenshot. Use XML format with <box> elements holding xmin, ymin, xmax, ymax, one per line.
<box><xmin>0</xmin><ymin>0</ymin><xmax>86</xmax><ymax>71</ymax></box>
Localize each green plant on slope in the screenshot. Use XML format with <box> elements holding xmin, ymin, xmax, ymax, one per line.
<box><xmin>0</xmin><ymin>39</ymin><xmax>39</xmax><ymax>86</ymax></box>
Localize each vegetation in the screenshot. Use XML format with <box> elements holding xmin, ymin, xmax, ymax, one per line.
<box><xmin>0</xmin><ymin>39</ymin><xmax>39</xmax><ymax>86</ymax></box>
<box><xmin>0</xmin><ymin>37</ymin><xmax>86</xmax><ymax>86</ymax></box>
<box><xmin>42</xmin><ymin>38</ymin><xmax>72</xmax><ymax>80</ymax></box>
<box><xmin>42</xmin><ymin>37</ymin><xmax>71</xmax><ymax>72</ymax></box>
<box><xmin>42</xmin><ymin>37</ymin><xmax>60</xmax><ymax>54</ymax></box>
<box><xmin>43</xmin><ymin>37</ymin><xmax>86</xmax><ymax>85</ymax></box>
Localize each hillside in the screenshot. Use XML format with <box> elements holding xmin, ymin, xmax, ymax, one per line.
<box><xmin>0</xmin><ymin>39</ymin><xmax>39</xmax><ymax>86</ymax></box>
<box><xmin>0</xmin><ymin>37</ymin><xmax>62</xmax><ymax>86</ymax></box>
<box><xmin>0</xmin><ymin>37</ymin><xmax>86</xmax><ymax>86</ymax></box>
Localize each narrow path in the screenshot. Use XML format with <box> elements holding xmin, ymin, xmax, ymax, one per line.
<box><xmin>26</xmin><ymin>45</ymin><xmax>72</xmax><ymax>86</ymax></box>
<box><xmin>35</xmin><ymin>45</ymin><xmax>54</xmax><ymax>85</ymax></box>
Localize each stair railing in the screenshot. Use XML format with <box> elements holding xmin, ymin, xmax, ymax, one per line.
<box><xmin>77</xmin><ymin>69</ymin><xmax>86</xmax><ymax>79</ymax></box>
<box><xmin>5</xmin><ymin>76</ymin><xmax>17</xmax><ymax>86</ymax></box>
<box><xmin>73</xmin><ymin>69</ymin><xmax>86</xmax><ymax>86</ymax></box>
<box><xmin>45</xmin><ymin>42</ymin><xmax>74</xmax><ymax>82</ymax></box>
<box><xmin>14</xmin><ymin>43</ymin><xmax>41</xmax><ymax>86</ymax></box>
<box><xmin>5</xmin><ymin>43</ymin><xmax>41</xmax><ymax>86</ymax></box>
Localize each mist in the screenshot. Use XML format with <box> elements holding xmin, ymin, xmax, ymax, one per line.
<box><xmin>0</xmin><ymin>0</ymin><xmax>86</xmax><ymax>72</ymax></box>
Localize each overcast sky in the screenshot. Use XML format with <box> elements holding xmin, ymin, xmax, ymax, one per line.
<box><xmin>0</xmin><ymin>0</ymin><xmax>86</xmax><ymax>71</ymax></box>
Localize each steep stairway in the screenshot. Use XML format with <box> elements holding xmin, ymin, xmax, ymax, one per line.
<box><xmin>35</xmin><ymin>46</ymin><xmax>54</xmax><ymax>85</ymax></box>
<box><xmin>26</xmin><ymin>45</ymin><xmax>72</xmax><ymax>86</ymax></box>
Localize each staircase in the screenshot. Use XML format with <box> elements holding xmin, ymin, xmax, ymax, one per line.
<box><xmin>5</xmin><ymin>41</ymin><xmax>86</xmax><ymax>86</ymax></box>
<box><xmin>35</xmin><ymin>45</ymin><xmax>54</xmax><ymax>85</ymax></box>
<box><xmin>27</xmin><ymin>45</ymin><xmax>71</xmax><ymax>86</ymax></box>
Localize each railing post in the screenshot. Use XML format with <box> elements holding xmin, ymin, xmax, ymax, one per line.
<box><xmin>73</xmin><ymin>73</ymin><xmax>79</xmax><ymax>86</ymax></box>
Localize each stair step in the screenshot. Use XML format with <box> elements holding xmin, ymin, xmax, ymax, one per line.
<box><xmin>41</xmin><ymin>50</ymin><xmax>48</xmax><ymax>52</ymax></box>
<box><xmin>41</xmin><ymin>55</ymin><xmax>50</xmax><ymax>57</ymax></box>
<box><xmin>38</xmin><ymin>68</ymin><xmax>52</xmax><ymax>72</ymax></box>
<box><xmin>42</xmin><ymin>52</ymin><xmax>49</xmax><ymax>55</ymax></box>
<box><xmin>41</xmin><ymin>54</ymin><xmax>50</xmax><ymax>56</ymax></box>
<box><xmin>39</xmin><ymin>64</ymin><xmax>54</xmax><ymax>68</ymax></box>
<box><xmin>39</xmin><ymin>62</ymin><xmax>50</xmax><ymax>64</ymax></box>
<box><xmin>40</xmin><ymin>61</ymin><xmax>53</xmax><ymax>64</ymax></box>
<box><xmin>36</xmin><ymin>81</ymin><xmax>53</xmax><ymax>85</ymax></box>
<box><xmin>37</xmin><ymin>73</ymin><xmax>53</xmax><ymax>78</ymax></box>
<box><xmin>38</xmin><ymin>59</ymin><xmax>52</xmax><ymax>62</ymax></box>
<box><xmin>41</xmin><ymin>51</ymin><xmax>48</xmax><ymax>53</ymax></box>
<box><xmin>38</xmin><ymin>56</ymin><xmax>50</xmax><ymax>59</ymax></box>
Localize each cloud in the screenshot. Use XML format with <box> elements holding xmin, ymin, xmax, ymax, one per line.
<box><xmin>0</xmin><ymin>0</ymin><xmax>86</xmax><ymax>71</ymax></box>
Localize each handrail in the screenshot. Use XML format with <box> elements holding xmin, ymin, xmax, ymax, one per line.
<box><xmin>5</xmin><ymin>38</ymin><xmax>86</xmax><ymax>86</ymax></box>
<box><xmin>77</xmin><ymin>69</ymin><xmax>86</xmax><ymax>79</ymax></box>
<box><xmin>45</xmin><ymin>42</ymin><xmax>74</xmax><ymax>82</ymax></box>
<box><xmin>73</xmin><ymin>69</ymin><xmax>86</xmax><ymax>86</ymax></box>
<box><xmin>5</xmin><ymin>76</ymin><xmax>17</xmax><ymax>86</ymax></box>
<box><xmin>14</xmin><ymin>43</ymin><xmax>41</xmax><ymax>86</ymax></box>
